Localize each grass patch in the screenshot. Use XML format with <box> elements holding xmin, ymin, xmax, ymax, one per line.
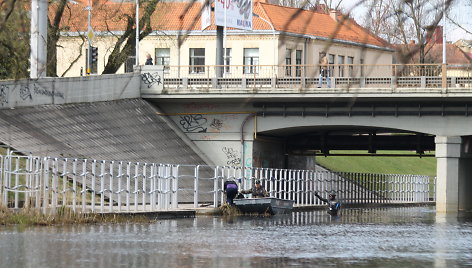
<box><xmin>0</xmin><ymin>205</ymin><xmax>156</xmax><ymax>226</ymax></box>
<box><xmin>315</xmin><ymin>150</ymin><xmax>436</xmax><ymax>177</ymax></box>
<box><xmin>219</xmin><ymin>203</ymin><xmax>241</xmax><ymax>216</ymax></box>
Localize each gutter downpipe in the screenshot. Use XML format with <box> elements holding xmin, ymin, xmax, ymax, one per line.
<box><xmin>240</xmin><ymin>113</ymin><xmax>256</xmax><ymax>180</ymax></box>
<box><xmin>304</xmin><ymin>37</ymin><xmax>309</xmax><ymax>82</ymax></box>
<box><xmin>253</xmin><ymin>12</ymin><xmax>276</xmax><ymax>75</ymax></box>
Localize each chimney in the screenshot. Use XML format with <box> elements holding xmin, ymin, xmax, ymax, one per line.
<box><xmin>330</xmin><ymin>10</ymin><xmax>338</xmax><ymax>21</ymax></box>
<box><xmin>410</xmin><ymin>40</ymin><xmax>416</xmax><ymax>45</ymax></box>
<box><xmin>433</xmin><ymin>26</ymin><xmax>443</xmax><ymax>44</ymax></box>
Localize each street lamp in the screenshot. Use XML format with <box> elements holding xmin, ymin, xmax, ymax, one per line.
<box><xmin>30</xmin><ymin>0</ymin><xmax>48</xmax><ymax>78</ymax></box>
<box><xmin>136</xmin><ymin>0</ymin><xmax>139</xmax><ymax>66</ymax></box>
<box><xmin>442</xmin><ymin>0</ymin><xmax>447</xmax><ymax>65</ymax></box>
<box><xmin>85</xmin><ymin>0</ymin><xmax>92</xmax><ymax>75</ymax></box>
<box><xmin>253</xmin><ymin>12</ymin><xmax>276</xmax><ymax>74</ymax></box>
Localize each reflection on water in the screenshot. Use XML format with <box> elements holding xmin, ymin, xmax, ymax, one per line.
<box><xmin>1</xmin><ymin>206</ymin><xmax>472</xmax><ymax>268</ymax></box>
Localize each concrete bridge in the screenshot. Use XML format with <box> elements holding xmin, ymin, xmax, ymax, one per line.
<box><xmin>1</xmin><ymin>64</ymin><xmax>471</xmax><ymax>214</ymax></box>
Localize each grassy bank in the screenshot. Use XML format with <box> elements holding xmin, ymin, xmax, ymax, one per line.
<box><xmin>315</xmin><ymin>150</ymin><xmax>436</xmax><ymax>177</ymax></box>
<box><xmin>0</xmin><ymin>206</ymin><xmax>155</xmax><ymax>226</ymax></box>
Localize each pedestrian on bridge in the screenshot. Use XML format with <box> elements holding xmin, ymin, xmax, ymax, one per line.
<box><xmin>145</xmin><ymin>53</ymin><xmax>153</xmax><ymax>65</ymax></box>
<box><xmin>318</xmin><ymin>52</ymin><xmax>331</xmax><ymax>88</ymax></box>
<box><xmin>315</xmin><ymin>191</ymin><xmax>341</xmax><ymax>216</ymax></box>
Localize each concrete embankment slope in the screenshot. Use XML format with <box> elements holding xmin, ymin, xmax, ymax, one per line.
<box><xmin>0</xmin><ymin>98</ymin><xmax>208</xmax><ymax>165</ymax></box>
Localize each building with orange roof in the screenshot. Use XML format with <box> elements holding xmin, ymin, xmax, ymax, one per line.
<box><xmin>56</xmin><ymin>0</ymin><xmax>394</xmax><ymax>77</ymax></box>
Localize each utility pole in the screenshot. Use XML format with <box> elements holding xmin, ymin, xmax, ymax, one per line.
<box><xmin>442</xmin><ymin>0</ymin><xmax>447</xmax><ymax>89</ymax></box>
<box><xmin>86</xmin><ymin>0</ymin><xmax>93</xmax><ymax>75</ymax></box>
<box><xmin>135</xmin><ymin>0</ymin><xmax>140</xmax><ymax>66</ymax></box>
<box><xmin>30</xmin><ymin>0</ymin><xmax>48</xmax><ymax>78</ymax></box>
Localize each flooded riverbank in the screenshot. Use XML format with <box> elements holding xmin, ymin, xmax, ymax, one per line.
<box><xmin>1</xmin><ymin>206</ymin><xmax>471</xmax><ymax>267</ymax></box>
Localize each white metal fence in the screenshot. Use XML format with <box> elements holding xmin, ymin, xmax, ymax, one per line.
<box><xmin>0</xmin><ymin>154</ymin><xmax>435</xmax><ymax>214</ymax></box>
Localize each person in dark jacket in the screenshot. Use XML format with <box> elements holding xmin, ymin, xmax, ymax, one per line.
<box><xmin>145</xmin><ymin>53</ymin><xmax>153</xmax><ymax>65</ymax></box>
<box><xmin>315</xmin><ymin>191</ymin><xmax>341</xmax><ymax>216</ymax></box>
<box><xmin>224</xmin><ymin>179</ymin><xmax>239</xmax><ymax>205</ymax></box>
<box><xmin>240</xmin><ymin>180</ymin><xmax>268</xmax><ymax>198</ymax></box>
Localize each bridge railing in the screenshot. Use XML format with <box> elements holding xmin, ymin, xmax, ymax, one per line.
<box><xmin>1</xmin><ymin>154</ymin><xmax>435</xmax><ymax>213</ymax></box>
<box><xmin>158</xmin><ymin>64</ymin><xmax>472</xmax><ymax>90</ymax></box>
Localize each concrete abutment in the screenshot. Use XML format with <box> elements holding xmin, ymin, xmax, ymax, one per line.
<box><xmin>435</xmin><ymin>136</ymin><xmax>472</xmax><ymax>214</ymax></box>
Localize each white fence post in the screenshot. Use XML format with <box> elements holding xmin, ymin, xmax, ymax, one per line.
<box><xmin>194</xmin><ymin>165</ymin><xmax>199</xmax><ymax>208</ymax></box>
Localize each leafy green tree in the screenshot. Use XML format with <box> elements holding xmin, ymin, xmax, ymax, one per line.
<box><xmin>0</xmin><ymin>0</ymin><xmax>30</xmax><ymax>80</ymax></box>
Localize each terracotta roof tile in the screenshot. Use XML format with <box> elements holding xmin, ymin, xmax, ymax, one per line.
<box><xmin>56</xmin><ymin>0</ymin><xmax>388</xmax><ymax>48</ymax></box>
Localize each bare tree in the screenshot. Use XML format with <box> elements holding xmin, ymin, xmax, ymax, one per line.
<box><xmin>362</xmin><ymin>0</ymin><xmax>455</xmax><ymax>63</ymax></box>
<box><xmin>102</xmin><ymin>0</ymin><xmax>160</xmax><ymax>74</ymax></box>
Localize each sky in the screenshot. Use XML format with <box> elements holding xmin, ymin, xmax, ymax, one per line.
<box><xmin>338</xmin><ymin>0</ymin><xmax>472</xmax><ymax>42</ymax></box>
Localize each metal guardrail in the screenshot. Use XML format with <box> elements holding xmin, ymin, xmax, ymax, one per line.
<box><xmin>0</xmin><ymin>154</ymin><xmax>435</xmax><ymax>213</ymax></box>
<box><xmin>156</xmin><ymin>64</ymin><xmax>472</xmax><ymax>90</ymax></box>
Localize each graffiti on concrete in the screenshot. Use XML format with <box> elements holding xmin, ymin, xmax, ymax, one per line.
<box><xmin>19</xmin><ymin>85</ymin><xmax>32</xmax><ymax>100</ymax></box>
<box><xmin>244</xmin><ymin>142</ymin><xmax>253</xmax><ymax>167</ymax></box>
<box><xmin>141</xmin><ymin>72</ymin><xmax>162</xmax><ymax>88</ymax></box>
<box><xmin>210</xmin><ymin>118</ymin><xmax>223</xmax><ymax>131</ymax></box>
<box><xmin>0</xmin><ymin>85</ymin><xmax>8</xmax><ymax>106</ymax></box>
<box><xmin>179</xmin><ymin>114</ymin><xmax>207</xmax><ymax>133</ymax></box>
<box><xmin>33</xmin><ymin>84</ymin><xmax>64</xmax><ymax>99</ymax></box>
<box><xmin>222</xmin><ymin>147</ymin><xmax>241</xmax><ymax>166</ymax></box>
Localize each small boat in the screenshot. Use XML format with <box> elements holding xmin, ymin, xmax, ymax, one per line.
<box><xmin>233</xmin><ymin>197</ymin><xmax>295</xmax><ymax>215</ymax></box>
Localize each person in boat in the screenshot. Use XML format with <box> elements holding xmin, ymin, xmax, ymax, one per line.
<box><xmin>224</xmin><ymin>179</ymin><xmax>239</xmax><ymax>205</ymax></box>
<box><xmin>240</xmin><ymin>180</ymin><xmax>269</xmax><ymax>198</ymax></box>
<box><xmin>314</xmin><ymin>191</ymin><xmax>341</xmax><ymax>216</ymax></box>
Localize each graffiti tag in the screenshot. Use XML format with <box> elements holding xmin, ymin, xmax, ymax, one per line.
<box><xmin>141</xmin><ymin>72</ymin><xmax>162</xmax><ymax>88</ymax></box>
<box><xmin>19</xmin><ymin>85</ymin><xmax>32</xmax><ymax>100</ymax></box>
<box><xmin>33</xmin><ymin>84</ymin><xmax>64</xmax><ymax>99</ymax></box>
<box><xmin>210</xmin><ymin>118</ymin><xmax>223</xmax><ymax>130</ymax></box>
<box><xmin>179</xmin><ymin>114</ymin><xmax>207</xmax><ymax>133</ymax></box>
<box><xmin>0</xmin><ymin>85</ymin><xmax>8</xmax><ymax>106</ymax></box>
<box><xmin>222</xmin><ymin>147</ymin><xmax>241</xmax><ymax>166</ymax></box>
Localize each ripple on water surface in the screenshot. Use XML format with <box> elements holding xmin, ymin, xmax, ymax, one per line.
<box><xmin>1</xmin><ymin>206</ymin><xmax>472</xmax><ymax>268</ymax></box>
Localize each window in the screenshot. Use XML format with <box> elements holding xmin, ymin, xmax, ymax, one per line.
<box><xmin>244</xmin><ymin>48</ymin><xmax>259</xmax><ymax>74</ymax></box>
<box><xmin>224</xmin><ymin>48</ymin><xmax>232</xmax><ymax>73</ymax></box>
<box><xmin>329</xmin><ymin>54</ymin><xmax>335</xmax><ymax>76</ymax></box>
<box><xmin>156</xmin><ymin>48</ymin><xmax>170</xmax><ymax>65</ymax></box>
<box><xmin>189</xmin><ymin>48</ymin><xmax>205</xmax><ymax>73</ymax></box>
<box><xmin>124</xmin><ymin>56</ymin><xmax>135</xmax><ymax>73</ymax></box>
<box><xmin>347</xmin><ymin>56</ymin><xmax>354</xmax><ymax>77</ymax></box>
<box><xmin>295</xmin><ymin>50</ymin><xmax>302</xmax><ymax>77</ymax></box>
<box><xmin>156</xmin><ymin>48</ymin><xmax>170</xmax><ymax>72</ymax></box>
<box><xmin>285</xmin><ymin>49</ymin><xmax>292</xmax><ymax>76</ymax></box>
<box><xmin>338</xmin><ymin>55</ymin><xmax>345</xmax><ymax>77</ymax></box>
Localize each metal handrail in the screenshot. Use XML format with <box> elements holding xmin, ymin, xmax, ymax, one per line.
<box><xmin>0</xmin><ymin>154</ymin><xmax>435</xmax><ymax>213</ymax></box>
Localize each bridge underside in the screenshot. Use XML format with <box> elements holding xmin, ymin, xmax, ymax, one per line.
<box><xmin>259</xmin><ymin>126</ymin><xmax>435</xmax><ymax>156</ymax></box>
<box><xmin>151</xmin><ymin>96</ymin><xmax>472</xmax><ymax>214</ymax></box>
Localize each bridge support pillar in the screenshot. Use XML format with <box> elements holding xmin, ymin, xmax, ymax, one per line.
<box><xmin>435</xmin><ymin>136</ymin><xmax>472</xmax><ymax>214</ymax></box>
<box><xmin>287</xmin><ymin>155</ymin><xmax>315</xmax><ymax>170</ymax></box>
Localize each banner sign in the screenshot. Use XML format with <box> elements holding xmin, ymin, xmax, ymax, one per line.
<box><xmin>215</xmin><ymin>0</ymin><xmax>253</xmax><ymax>31</ymax></box>
<box><xmin>201</xmin><ymin>0</ymin><xmax>212</xmax><ymax>30</ymax></box>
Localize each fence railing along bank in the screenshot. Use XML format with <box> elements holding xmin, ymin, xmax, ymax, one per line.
<box><xmin>0</xmin><ymin>154</ymin><xmax>435</xmax><ymax>214</ymax></box>
<box><xmin>155</xmin><ymin>64</ymin><xmax>472</xmax><ymax>90</ymax></box>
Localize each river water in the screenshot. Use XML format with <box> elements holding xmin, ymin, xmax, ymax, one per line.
<box><xmin>1</xmin><ymin>206</ymin><xmax>471</xmax><ymax>268</ymax></box>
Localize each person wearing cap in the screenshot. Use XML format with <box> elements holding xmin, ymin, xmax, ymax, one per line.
<box><xmin>224</xmin><ymin>179</ymin><xmax>239</xmax><ymax>205</ymax></box>
<box><xmin>240</xmin><ymin>180</ymin><xmax>269</xmax><ymax>198</ymax></box>
<box><xmin>315</xmin><ymin>191</ymin><xmax>341</xmax><ymax>216</ymax></box>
